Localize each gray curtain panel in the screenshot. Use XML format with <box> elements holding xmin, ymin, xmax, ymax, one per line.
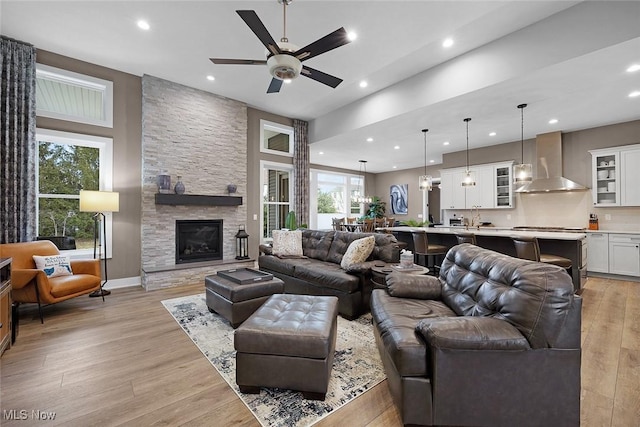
<box><xmin>293</xmin><ymin>119</ymin><xmax>309</xmax><ymax>227</ymax></box>
<box><xmin>1</xmin><ymin>36</ymin><xmax>37</xmax><ymax>243</ymax></box>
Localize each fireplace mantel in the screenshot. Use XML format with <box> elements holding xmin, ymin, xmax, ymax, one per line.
<box><xmin>155</xmin><ymin>194</ymin><xmax>242</xmax><ymax>206</ymax></box>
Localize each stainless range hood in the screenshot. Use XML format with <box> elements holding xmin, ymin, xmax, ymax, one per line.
<box><xmin>514</xmin><ymin>131</ymin><xmax>588</xmax><ymax>193</ymax></box>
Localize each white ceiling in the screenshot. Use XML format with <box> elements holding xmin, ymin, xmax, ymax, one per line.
<box><xmin>2</xmin><ymin>1</ymin><xmax>639</xmax><ymax>173</ymax></box>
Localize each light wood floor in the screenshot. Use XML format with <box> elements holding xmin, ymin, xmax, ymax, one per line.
<box><xmin>0</xmin><ymin>276</ymin><xmax>638</xmax><ymax>426</ymax></box>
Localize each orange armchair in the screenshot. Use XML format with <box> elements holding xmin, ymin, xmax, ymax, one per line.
<box><xmin>0</xmin><ymin>240</ymin><xmax>102</xmax><ymax>323</ymax></box>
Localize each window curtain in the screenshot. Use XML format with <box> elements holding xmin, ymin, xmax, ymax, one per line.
<box><xmin>293</xmin><ymin>119</ymin><xmax>309</xmax><ymax>227</ymax></box>
<box><xmin>1</xmin><ymin>36</ymin><xmax>37</xmax><ymax>243</ymax></box>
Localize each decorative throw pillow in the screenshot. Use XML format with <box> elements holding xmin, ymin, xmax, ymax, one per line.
<box><xmin>33</xmin><ymin>255</ymin><xmax>73</xmax><ymax>278</ymax></box>
<box><xmin>341</xmin><ymin>236</ymin><xmax>375</xmax><ymax>270</ymax></box>
<box><xmin>272</xmin><ymin>229</ymin><xmax>304</xmax><ymax>257</ymax></box>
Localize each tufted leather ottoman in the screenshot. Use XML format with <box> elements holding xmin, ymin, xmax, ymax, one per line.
<box><xmin>205</xmin><ymin>274</ymin><xmax>284</xmax><ymax>328</ymax></box>
<box><xmin>234</xmin><ymin>294</ymin><xmax>339</xmax><ymax>400</ymax></box>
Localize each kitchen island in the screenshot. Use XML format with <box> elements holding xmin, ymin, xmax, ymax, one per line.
<box><xmin>381</xmin><ymin>226</ymin><xmax>586</xmax><ymax>291</ymax></box>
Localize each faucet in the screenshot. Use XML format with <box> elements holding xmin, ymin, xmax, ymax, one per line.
<box><xmin>470</xmin><ymin>205</ymin><xmax>481</xmax><ymax>229</ymax></box>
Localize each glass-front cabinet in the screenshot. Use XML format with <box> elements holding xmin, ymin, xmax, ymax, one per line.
<box><xmin>495</xmin><ymin>163</ymin><xmax>513</xmax><ymax>208</ymax></box>
<box><xmin>590</xmin><ymin>149</ymin><xmax>620</xmax><ymax>206</ymax></box>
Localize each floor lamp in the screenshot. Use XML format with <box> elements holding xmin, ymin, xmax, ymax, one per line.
<box><xmin>79</xmin><ymin>190</ymin><xmax>120</xmax><ymax>299</ymax></box>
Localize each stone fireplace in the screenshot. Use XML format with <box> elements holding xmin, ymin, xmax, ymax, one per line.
<box><xmin>141</xmin><ymin>75</ymin><xmax>251</xmax><ymax>290</ymax></box>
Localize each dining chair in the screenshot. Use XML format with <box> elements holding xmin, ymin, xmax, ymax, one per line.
<box><xmin>332</xmin><ymin>217</ymin><xmax>345</xmax><ymax>231</ymax></box>
<box><xmin>363</xmin><ymin>219</ymin><xmax>375</xmax><ymax>233</ymax></box>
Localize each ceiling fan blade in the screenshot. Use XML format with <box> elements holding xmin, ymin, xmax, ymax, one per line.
<box><xmin>236</xmin><ymin>10</ymin><xmax>281</xmax><ymax>56</ymax></box>
<box><xmin>301</xmin><ymin>66</ymin><xmax>343</xmax><ymax>88</ymax></box>
<box><xmin>293</xmin><ymin>27</ymin><xmax>350</xmax><ymax>61</ymax></box>
<box><xmin>267</xmin><ymin>78</ymin><xmax>283</xmax><ymax>94</ymax></box>
<box><xmin>210</xmin><ymin>58</ymin><xmax>267</xmax><ymax>65</ymax></box>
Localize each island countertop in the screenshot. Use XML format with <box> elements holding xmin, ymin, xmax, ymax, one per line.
<box><xmin>382</xmin><ymin>226</ymin><xmax>586</xmax><ymax>291</ymax></box>
<box><xmin>381</xmin><ymin>226</ymin><xmax>586</xmax><ymax>241</ymax></box>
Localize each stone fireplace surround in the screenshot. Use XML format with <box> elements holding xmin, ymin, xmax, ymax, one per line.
<box><xmin>141</xmin><ymin>75</ymin><xmax>252</xmax><ymax>290</ymax></box>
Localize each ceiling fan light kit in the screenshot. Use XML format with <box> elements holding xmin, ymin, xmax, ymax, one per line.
<box><xmin>267</xmin><ymin>50</ymin><xmax>302</xmax><ymax>80</ymax></box>
<box><xmin>210</xmin><ymin>0</ymin><xmax>351</xmax><ymax>93</ymax></box>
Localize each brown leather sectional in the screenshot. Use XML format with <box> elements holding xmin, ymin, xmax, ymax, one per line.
<box><xmin>259</xmin><ymin>229</ymin><xmax>400</xmax><ymax>319</ymax></box>
<box><xmin>371</xmin><ymin>243</ymin><xmax>582</xmax><ymax>426</ymax></box>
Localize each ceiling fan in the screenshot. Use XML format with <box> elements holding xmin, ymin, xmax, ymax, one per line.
<box><xmin>210</xmin><ymin>0</ymin><xmax>352</xmax><ymax>93</ymax></box>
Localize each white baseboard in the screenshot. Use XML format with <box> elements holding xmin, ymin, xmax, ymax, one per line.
<box><xmin>103</xmin><ymin>276</ymin><xmax>142</xmax><ymax>290</ymax></box>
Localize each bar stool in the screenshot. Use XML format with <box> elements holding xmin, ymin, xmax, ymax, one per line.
<box><xmin>512</xmin><ymin>236</ymin><xmax>572</xmax><ymax>272</ymax></box>
<box><xmin>455</xmin><ymin>232</ymin><xmax>477</xmax><ymax>245</ymax></box>
<box><xmin>412</xmin><ymin>231</ymin><xmax>448</xmax><ymax>274</ymax></box>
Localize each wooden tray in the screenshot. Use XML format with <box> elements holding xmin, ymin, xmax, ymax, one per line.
<box><xmin>217</xmin><ymin>268</ymin><xmax>273</xmax><ymax>284</ymax></box>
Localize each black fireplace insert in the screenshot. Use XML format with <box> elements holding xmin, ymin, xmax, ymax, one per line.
<box><xmin>175</xmin><ymin>220</ymin><xmax>223</xmax><ymax>264</ymax></box>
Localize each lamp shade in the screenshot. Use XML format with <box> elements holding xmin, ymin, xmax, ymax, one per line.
<box><xmin>513</xmin><ymin>163</ymin><xmax>533</xmax><ymax>184</ymax></box>
<box><xmin>419</xmin><ymin>175</ymin><xmax>432</xmax><ymax>191</ymax></box>
<box><xmin>79</xmin><ymin>190</ymin><xmax>120</xmax><ymax>213</ymax></box>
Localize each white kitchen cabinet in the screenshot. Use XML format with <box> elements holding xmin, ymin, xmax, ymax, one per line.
<box><xmin>590</xmin><ymin>144</ymin><xmax>640</xmax><ymax>207</ymax></box>
<box><xmin>586</xmin><ymin>232</ymin><xmax>609</xmax><ymax>273</ymax></box>
<box><xmin>620</xmin><ymin>148</ymin><xmax>640</xmax><ymax>206</ymax></box>
<box><xmin>465</xmin><ymin>165</ymin><xmax>494</xmax><ymax>209</ymax></box>
<box><xmin>590</xmin><ymin>149</ymin><xmax>619</xmax><ymax>206</ymax></box>
<box><xmin>440</xmin><ymin>161</ymin><xmax>513</xmax><ymax>210</ymax></box>
<box><xmin>609</xmin><ymin>234</ymin><xmax>640</xmax><ymax>276</ymax></box>
<box><xmin>440</xmin><ymin>169</ymin><xmax>466</xmax><ymax>210</ymax></box>
<box><xmin>494</xmin><ymin>163</ymin><xmax>514</xmax><ymax>208</ymax></box>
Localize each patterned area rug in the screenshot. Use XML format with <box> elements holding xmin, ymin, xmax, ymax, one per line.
<box><xmin>161</xmin><ymin>294</ymin><xmax>386</xmax><ymax>427</ymax></box>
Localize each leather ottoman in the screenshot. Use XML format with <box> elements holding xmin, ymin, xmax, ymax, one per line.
<box><xmin>205</xmin><ymin>273</ymin><xmax>284</xmax><ymax>328</ymax></box>
<box><xmin>234</xmin><ymin>294</ymin><xmax>339</xmax><ymax>400</ymax></box>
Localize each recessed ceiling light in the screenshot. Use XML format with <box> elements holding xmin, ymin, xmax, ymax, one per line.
<box><xmin>394</xmin><ymin>145</ymin><xmax>400</xmax><ymax>150</ymax></box>
<box><xmin>359</xmin><ymin>80</ymin><xmax>368</xmax><ymax>88</ymax></box>
<box><xmin>442</xmin><ymin>38</ymin><xmax>454</xmax><ymax>48</ymax></box>
<box><xmin>137</xmin><ymin>20</ymin><xmax>150</xmax><ymax>30</ymax></box>
<box><xmin>489</xmin><ymin>132</ymin><xmax>497</xmax><ymax>136</ymax></box>
<box><xmin>443</xmin><ymin>141</ymin><xmax>450</xmax><ymax>146</ymax></box>
<box><xmin>626</xmin><ymin>64</ymin><xmax>640</xmax><ymax>73</ymax></box>
<box><xmin>347</xmin><ymin>31</ymin><xmax>357</xmax><ymax>42</ymax></box>
<box><xmin>549</xmin><ymin>119</ymin><xmax>559</xmax><ymax>124</ymax></box>
<box><xmin>206</xmin><ymin>75</ymin><xmax>215</xmax><ymax>81</ymax></box>
<box><xmin>366</xmin><ymin>137</ymin><xmax>373</xmax><ymax>142</ymax></box>
<box><xmin>319</xmin><ymin>151</ymin><xmax>324</xmax><ymax>155</ymax></box>
<box><xmin>629</xmin><ymin>90</ymin><xmax>640</xmax><ymax>98</ymax></box>
<box><xmin>429</xmin><ymin>160</ymin><xmax>435</xmax><ymax>163</ymax></box>
<box><xmin>392</xmin><ymin>166</ymin><xmax>397</xmax><ymax>169</ymax></box>
<box><xmin>284</xmin><ymin>79</ymin><xmax>292</xmax><ymax>84</ymax></box>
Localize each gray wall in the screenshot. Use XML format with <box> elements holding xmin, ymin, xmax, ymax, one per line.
<box><xmin>36</xmin><ymin>50</ymin><xmax>142</xmax><ymax>280</ymax></box>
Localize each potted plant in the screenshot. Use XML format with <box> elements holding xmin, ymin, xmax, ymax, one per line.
<box><xmin>367</xmin><ymin>197</ymin><xmax>386</xmax><ymax>219</ymax></box>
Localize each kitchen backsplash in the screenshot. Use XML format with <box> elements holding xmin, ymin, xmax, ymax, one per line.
<box><xmin>442</xmin><ymin>191</ymin><xmax>640</xmax><ymax>231</ymax></box>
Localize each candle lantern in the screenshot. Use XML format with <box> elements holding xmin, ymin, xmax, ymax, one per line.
<box><xmin>235</xmin><ymin>226</ymin><xmax>249</xmax><ymax>260</ymax></box>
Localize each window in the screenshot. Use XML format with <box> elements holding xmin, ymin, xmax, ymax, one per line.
<box><xmin>261</xmin><ymin>161</ymin><xmax>293</xmax><ymax>240</ymax></box>
<box><xmin>260</xmin><ymin>120</ymin><xmax>294</xmax><ymax>156</ymax></box>
<box><xmin>35</xmin><ymin>129</ymin><xmax>114</xmax><ymax>256</ymax></box>
<box><xmin>309</xmin><ymin>170</ymin><xmax>365</xmax><ymax>230</ymax></box>
<box><xmin>36</xmin><ymin>64</ymin><xmax>113</xmax><ymax>128</ymax></box>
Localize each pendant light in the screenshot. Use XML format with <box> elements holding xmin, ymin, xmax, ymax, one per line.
<box><xmin>418</xmin><ymin>129</ymin><xmax>433</xmax><ymax>191</ymax></box>
<box><xmin>461</xmin><ymin>117</ymin><xmax>476</xmax><ymax>187</ymax></box>
<box><xmin>353</xmin><ymin>160</ymin><xmax>372</xmax><ymax>204</ymax></box>
<box><xmin>513</xmin><ymin>103</ymin><xmax>533</xmax><ymax>185</ymax></box>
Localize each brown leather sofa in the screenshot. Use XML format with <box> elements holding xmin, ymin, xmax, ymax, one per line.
<box><xmin>371</xmin><ymin>243</ymin><xmax>581</xmax><ymax>426</ymax></box>
<box><xmin>0</xmin><ymin>240</ymin><xmax>102</xmax><ymax>322</ymax></box>
<box><xmin>259</xmin><ymin>229</ymin><xmax>400</xmax><ymax>319</ymax></box>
